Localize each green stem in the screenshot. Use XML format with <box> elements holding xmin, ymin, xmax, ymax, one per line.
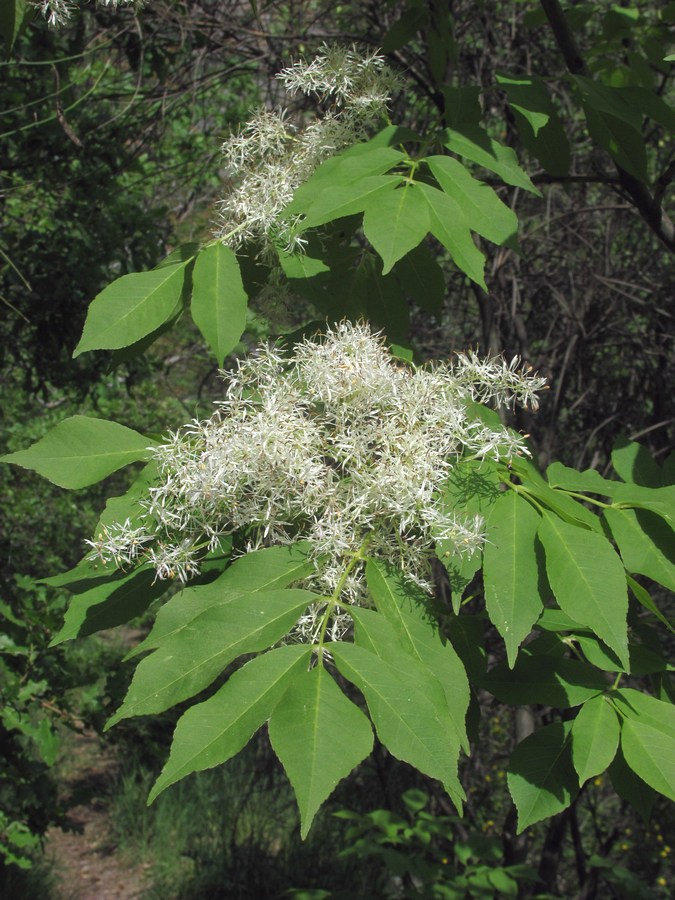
<box><xmin>316</xmin><ymin>532</ymin><xmax>373</xmax><ymax>663</ymax></box>
<box><xmin>504</xmin><ymin>480</ymin><xmax>547</xmax><ymax>515</ymax></box>
<box><xmin>216</xmin><ymin>222</ymin><xmax>248</xmax><ymax>244</ymax></box>
<box><xmin>559</xmin><ymin>490</ymin><xmax>610</xmax><ymax>509</ymax></box>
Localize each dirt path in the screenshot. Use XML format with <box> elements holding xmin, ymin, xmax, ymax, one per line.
<box><xmin>44</xmin><ymin>733</ymin><xmax>150</xmax><ymax>900</ymax></box>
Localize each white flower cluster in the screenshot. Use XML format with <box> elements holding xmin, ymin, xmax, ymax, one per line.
<box><xmin>87</xmin><ymin>323</ymin><xmax>545</xmax><ymax>643</ymax></box>
<box><xmin>33</xmin><ymin>0</ymin><xmax>145</xmax><ymax>27</ymax></box>
<box><xmin>216</xmin><ymin>45</ymin><xmax>399</xmax><ymax>253</ymax></box>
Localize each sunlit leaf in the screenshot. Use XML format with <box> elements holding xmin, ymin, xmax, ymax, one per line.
<box><xmin>269</xmin><ymin>662</ymin><xmax>373</xmax><ymax>838</ymax></box>
<box><xmin>74</xmin><ymin>260</ymin><xmax>191</xmax><ymax>356</ymax></box>
<box><xmin>362</xmin><ymin>182</ymin><xmax>429</xmax><ymax>274</ymax></box>
<box><xmin>483</xmin><ymin>492</ymin><xmax>545</xmax><ymax>666</ymax></box>
<box><xmin>106</xmin><ymin>588</ymin><xmax>315</xmax><ymax>726</ymax></box>
<box><xmin>1</xmin><ymin>416</ymin><xmax>157</xmax><ymax>489</ymax></box>
<box><xmin>571</xmin><ymin>695</ymin><xmax>620</xmax><ymax>784</ymax></box>
<box><xmin>191</xmin><ymin>243</ymin><xmax>248</xmax><ymax>366</ymax></box>
<box><xmin>538</xmin><ymin>513</ymin><xmax>629</xmax><ymax>668</ymax></box>
<box><xmin>149</xmin><ymin>645</ymin><xmax>311</xmax><ymax>802</ymax></box>
<box><xmin>331</xmin><ymin>641</ymin><xmax>466</xmax><ymax>811</ymax></box>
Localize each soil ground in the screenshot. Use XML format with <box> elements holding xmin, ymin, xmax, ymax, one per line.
<box><xmin>43</xmin><ymin>733</ymin><xmax>150</xmax><ymax>900</ymax></box>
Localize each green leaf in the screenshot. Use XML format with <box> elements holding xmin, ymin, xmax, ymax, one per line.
<box><xmin>586</xmin><ymin>632</ymin><xmax>669</xmax><ymax>676</ymax></box>
<box><xmin>536</xmin><ymin>609</ymin><xmax>589</xmax><ymax>633</ymax></box>
<box><xmin>481</xmin><ymin>654</ymin><xmax>606</xmax><ymax>707</ymax></box>
<box><xmin>362</xmin><ymin>182</ymin><xmax>430</xmax><ymax>274</ymax></box>
<box><xmin>507</xmin><ymin>722</ymin><xmax>578</xmax><ymax>832</ymax></box>
<box><xmin>620</xmin><ymin>721</ymin><xmax>675</xmax><ymax>801</ymax></box>
<box><xmin>546</xmin><ymin>461</ymin><xmax>618</xmax><ymax>495</ymax></box>
<box><xmin>442</xmin><ymin>86</ymin><xmax>483</xmax><ymax>127</ymax></box>
<box><xmin>1</xmin><ymin>416</ymin><xmax>157</xmax><ymax>489</ymax></box>
<box><xmin>269</xmin><ymin>662</ymin><xmax>373</xmax><ymax>838</ymax></box>
<box><xmin>445</xmin><ymin>615</ymin><xmax>487</xmax><ymax>681</ymax></box>
<box><xmin>95</xmin><ymin>462</ymin><xmax>158</xmax><ymax>532</ymax></box>
<box><xmin>382</xmin><ymin>5</ymin><xmax>427</xmax><ymax>53</ymax></box>
<box><xmin>495</xmin><ymin>73</ymin><xmax>569</xmax><ymax>175</ymax></box>
<box><xmin>513</xmin><ymin>107</ymin><xmax>570</xmax><ymax>177</ymax></box>
<box><xmin>573</xmin><ymin>76</ymin><xmax>643</xmax><ymax>131</ymax></box>
<box><xmin>426</xmin><ymin>155</ymin><xmax>518</xmax><ymax>245</ymax></box>
<box><xmin>50</xmin><ymin>568</ymin><xmax>169</xmax><ymax>646</ymax></box>
<box><xmin>418</xmin><ymin>183</ymin><xmax>487</xmax><ymax>289</ymax></box>
<box><xmin>610</xmin><ymin>483</ymin><xmax>675</xmax><ymax>526</ymax></box>
<box><xmin>278</xmin><ymin>249</ymin><xmax>329</xmax><ymax>283</ymax></box>
<box><xmin>298</xmin><ymin>176</ymin><xmax>404</xmax><ymax>230</ymax></box>
<box><xmin>608</xmin><ymin>746</ymin><xmax>656</xmax><ymax>822</ymax></box>
<box><xmin>393</xmin><ymin>242</ymin><xmax>445</xmax><ymax>316</ymax></box>
<box><xmin>604</xmin><ymin>507</ymin><xmax>675</xmax><ymax>592</ymax></box>
<box><xmin>547</xmin><ymin>461</ymin><xmax>675</xmax><ymax>525</ymax></box>
<box><xmin>359</xmin><ymin>254</ymin><xmax>410</xmax><ymax>344</ymax></box>
<box><xmin>190</xmin><ymin>243</ymin><xmax>248</xmax><ymax>366</ymax></box>
<box><xmin>511</xmin><ymin>457</ymin><xmax>600</xmax><ymax>530</ymax></box>
<box><xmin>106</xmin><ymin>588</ymin><xmax>315</xmax><ymax>726</ymax></box>
<box><xmin>155</xmin><ymin>243</ymin><xmax>199</xmax><ymax>269</ymax></box>
<box><xmin>39</xmin><ymin>556</ymin><xmax>119</xmax><ymax>591</ymax></box>
<box><xmin>442</xmin><ymin>552</ymin><xmax>481</xmax><ymax>614</ymax></box>
<box><xmin>496</xmin><ymin>73</ymin><xmax>550</xmax><ymax>134</ymax></box>
<box><xmin>331</xmin><ymin>641</ymin><xmax>466</xmax><ymax>811</ymax></box>
<box><xmin>438</xmin><ymin>459</ymin><xmax>501</xmax><ymax>608</ymax></box>
<box><xmin>583</xmin><ymin>107</ymin><xmax>647</xmax><ymax>182</ymax></box>
<box><xmin>0</xmin><ymin>0</ymin><xmax>26</xmax><ymax>56</ymax></box>
<box><xmin>614</xmin><ymin>688</ymin><xmax>675</xmax><ymax>733</ymax></box>
<box><xmin>149</xmin><ymin>645</ymin><xmax>311</xmax><ymax>803</ymax></box>
<box><xmin>443</xmin><ymin>125</ymin><xmax>540</xmax><ymax>194</ymax></box>
<box><xmin>127</xmin><ymin>543</ymin><xmax>314</xmax><ymax>657</ymax></box>
<box><xmin>73</xmin><ymin>261</ymin><xmax>191</xmax><ymax>357</ymax></box>
<box><xmin>365</xmin><ymin>561</ymin><xmax>469</xmax><ymax>750</ymax></box>
<box><xmin>289</xmin><ymin>145</ymin><xmax>406</xmax><ymax>213</ymax></box>
<box><xmin>538</xmin><ymin>513</ymin><xmax>629</xmax><ymax>668</ymax></box>
<box><xmin>571</xmin><ymin>696</ymin><xmax>620</xmax><ymax>784</ymax></box>
<box><xmin>626</xmin><ymin>575</ymin><xmax>674</xmax><ymax>635</ymax></box>
<box><xmin>483</xmin><ymin>492</ymin><xmax>545</xmax><ymax>667</ymax></box>
<box><xmin>611</xmin><ymin>438</ymin><xmax>663</xmax><ymax>486</ymax></box>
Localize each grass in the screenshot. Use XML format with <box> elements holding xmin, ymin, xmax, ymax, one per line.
<box><xmin>106</xmin><ymin>734</ymin><xmax>380</xmax><ymax>900</ymax></box>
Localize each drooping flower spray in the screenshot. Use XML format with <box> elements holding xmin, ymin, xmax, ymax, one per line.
<box><xmin>216</xmin><ymin>45</ymin><xmax>401</xmax><ymax>253</ymax></box>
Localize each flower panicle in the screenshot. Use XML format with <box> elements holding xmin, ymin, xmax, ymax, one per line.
<box><xmin>89</xmin><ymin>322</ymin><xmax>544</xmax><ymax>646</ymax></box>
<box><xmin>451</xmin><ymin>350</ymin><xmax>548</xmax><ymax>411</ymax></box>
<box><xmin>216</xmin><ymin>44</ymin><xmax>398</xmax><ymax>251</ymax></box>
